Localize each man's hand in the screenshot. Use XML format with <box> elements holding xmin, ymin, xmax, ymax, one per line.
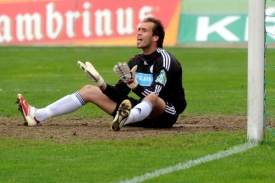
<box><xmin>113</xmin><ymin>62</ymin><xmax>138</xmax><ymax>89</ymax></box>
<box><xmin>77</xmin><ymin>61</ymin><xmax>104</xmax><ymax>87</ymax></box>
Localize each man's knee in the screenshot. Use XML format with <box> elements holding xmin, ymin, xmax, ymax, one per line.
<box><xmin>78</xmin><ymin>85</ymin><xmax>101</xmax><ymax>102</ymax></box>
<box><xmin>80</xmin><ymin>85</ymin><xmax>97</xmax><ymax>93</ymax></box>
<box><xmin>144</xmin><ymin>93</ymin><xmax>158</xmax><ymax>102</ymax></box>
<box><xmin>144</xmin><ymin>93</ymin><xmax>165</xmax><ymax>106</ymax></box>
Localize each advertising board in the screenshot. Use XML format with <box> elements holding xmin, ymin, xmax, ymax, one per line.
<box><xmin>0</xmin><ymin>0</ymin><xmax>181</xmax><ymax>46</ymax></box>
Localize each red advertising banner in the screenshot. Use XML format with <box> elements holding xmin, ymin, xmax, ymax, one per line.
<box><xmin>0</xmin><ymin>0</ymin><xmax>180</xmax><ymax>46</ymax></box>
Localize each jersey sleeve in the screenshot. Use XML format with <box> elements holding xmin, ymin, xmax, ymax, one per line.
<box><xmin>102</xmin><ymin>79</ymin><xmax>131</xmax><ymax>102</ymax></box>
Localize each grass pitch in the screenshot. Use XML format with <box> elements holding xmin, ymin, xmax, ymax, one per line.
<box><xmin>0</xmin><ymin>46</ymin><xmax>253</xmax><ymax>117</ymax></box>
<box><xmin>0</xmin><ymin>46</ymin><xmax>275</xmax><ymax>183</ymax></box>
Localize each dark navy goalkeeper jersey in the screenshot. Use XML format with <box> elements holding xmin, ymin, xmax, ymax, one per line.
<box><xmin>104</xmin><ymin>48</ymin><xmax>186</xmax><ymax>114</ymax></box>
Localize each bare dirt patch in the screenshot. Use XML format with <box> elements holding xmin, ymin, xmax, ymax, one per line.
<box><xmin>3</xmin><ymin>115</ymin><xmax>272</xmax><ymax>142</ymax></box>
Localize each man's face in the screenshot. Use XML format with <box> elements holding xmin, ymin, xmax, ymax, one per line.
<box><xmin>136</xmin><ymin>22</ymin><xmax>155</xmax><ymax>49</ymax></box>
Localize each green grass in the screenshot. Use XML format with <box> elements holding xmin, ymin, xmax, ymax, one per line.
<box><xmin>1</xmin><ymin>46</ymin><xmax>266</xmax><ymax>117</ymax></box>
<box><xmin>1</xmin><ymin>46</ymin><xmax>275</xmax><ymax>182</ymax></box>
<box><xmin>0</xmin><ymin>131</ymin><xmax>275</xmax><ymax>183</ymax></box>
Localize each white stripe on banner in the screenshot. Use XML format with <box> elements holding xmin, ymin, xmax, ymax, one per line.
<box><xmin>117</xmin><ymin>141</ymin><xmax>258</xmax><ymax>183</ymax></box>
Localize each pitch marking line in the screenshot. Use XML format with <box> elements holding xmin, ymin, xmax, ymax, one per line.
<box><xmin>117</xmin><ymin>141</ymin><xmax>258</xmax><ymax>183</ymax></box>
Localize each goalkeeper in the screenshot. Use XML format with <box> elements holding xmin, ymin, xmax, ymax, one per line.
<box><xmin>16</xmin><ymin>16</ymin><xmax>187</xmax><ymax>131</ymax></box>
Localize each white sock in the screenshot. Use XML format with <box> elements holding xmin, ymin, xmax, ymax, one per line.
<box><xmin>35</xmin><ymin>92</ymin><xmax>85</xmax><ymax>122</ymax></box>
<box><xmin>124</xmin><ymin>100</ymin><xmax>152</xmax><ymax>125</ymax></box>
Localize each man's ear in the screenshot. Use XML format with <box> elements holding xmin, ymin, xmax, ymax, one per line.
<box><xmin>153</xmin><ymin>35</ymin><xmax>159</xmax><ymax>42</ymax></box>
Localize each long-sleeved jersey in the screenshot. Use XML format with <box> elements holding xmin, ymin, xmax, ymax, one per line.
<box><xmin>104</xmin><ymin>48</ymin><xmax>186</xmax><ymax>114</ymax></box>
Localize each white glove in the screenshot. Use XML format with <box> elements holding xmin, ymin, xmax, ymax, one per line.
<box><xmin>77</xmin><ymin>61</ymin><xmax>104</xmax><ymax>87</ymax></box>
<box><xmin>113</xmin><ymin>62</ymin><xmax>138</xmax><ymax>89</ymax></box>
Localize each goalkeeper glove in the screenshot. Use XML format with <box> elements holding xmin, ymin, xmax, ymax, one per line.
<box><xmin>113</xmin><ymin>62</ymin><xmax>138</xmax><ymax>89</ymax></box>
<box><xmin>77</xmin><ymin>61</ymin><xmax>104</xmax><ymax>87</ymax></box>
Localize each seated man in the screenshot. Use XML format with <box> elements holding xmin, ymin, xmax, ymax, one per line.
<box><xmin>17</xmin><ymin>16</ymin><xmax>187</xmax><ymax>131</ymax></box>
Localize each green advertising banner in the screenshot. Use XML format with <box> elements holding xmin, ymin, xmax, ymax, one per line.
<box><xmin>178</xmin><ymin>14</ymin><xmax>247</xmax><ymax>43</ymax></box>
<box><xmin>178</xmin><ymin>0</ymin><xmax>275</xmax><ymax>44</ymax></box>
<box><xmin>178</xmin><ymin>8</ymin><xmax>275</xmax><ymax>43</ymax></box>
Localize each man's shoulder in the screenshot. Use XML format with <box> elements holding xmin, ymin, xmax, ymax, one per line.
<box><xmin>157</xmin><ymin>48</ymin><xmax>176</xmax><ymax>58</ymax></box>
<box><xmin>155</xmin><ymin>50</ymin><xmax>178</xmax><ymax>65</ymax></box>
<box><xmin>129</xmin><ymin>53</ymin><xmax>143</xmax><ymax>61</ymax></box>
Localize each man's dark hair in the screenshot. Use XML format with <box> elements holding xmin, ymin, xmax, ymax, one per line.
<box><xmin>142</xmin><ymin>17</ymin><xmax>165</xmax><ymax>48</ymax></box>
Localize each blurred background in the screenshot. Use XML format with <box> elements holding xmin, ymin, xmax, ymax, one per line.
<box><xmin>0</xmin><ymin>0</ymin><xmax>274</xmax><ymax>47</ymax></box>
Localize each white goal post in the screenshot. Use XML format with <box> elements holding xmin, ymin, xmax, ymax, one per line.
<box><xmin>247</xmin><ymin>0</ymin><xmax>265</xmax><ymax>141</ymax></box>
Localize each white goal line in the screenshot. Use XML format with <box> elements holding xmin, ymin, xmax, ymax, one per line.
<box><xmin>117</xmin><ymin>141</ymin><xmax>258</xmax><ymax>183</ymax></box>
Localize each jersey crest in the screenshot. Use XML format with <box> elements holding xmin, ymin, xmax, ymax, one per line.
<box><xmin>155</xmin><ymin>69</ymin><xmax>167</xmax><ymax>86</ymax></box>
